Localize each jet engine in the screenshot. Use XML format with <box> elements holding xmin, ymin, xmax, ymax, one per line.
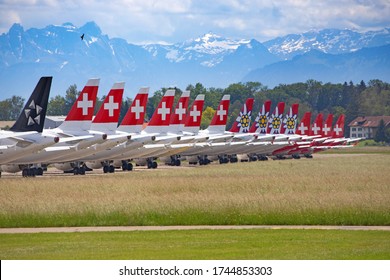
<box><xmin>0</xmin><ymin>164</ymin><xmax>23</xmax><ymax>173</ymax></box>
<box><xmin>53</xmin><ymin>162</ymin><xmax>74</xmax><ymax>171</ymax></box>
<box><xmin>85</xmin><ymin>161</ymin><xmax>103</xmax><ymax>169</ymax></box>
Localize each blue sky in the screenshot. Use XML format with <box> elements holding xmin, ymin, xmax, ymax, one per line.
<box><xmin>1</xmin><ymin>0</ymin><xmax>390</xmax><ymax>43</ymax></box>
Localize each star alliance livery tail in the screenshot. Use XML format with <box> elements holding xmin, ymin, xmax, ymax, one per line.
<box><xmin>10</xmin><ymin>76</ymin><xmax>52</xmax><ymax>133</ymax></box>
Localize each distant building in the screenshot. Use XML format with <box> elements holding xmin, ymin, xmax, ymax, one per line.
<box><xmin>44</xmin><ymin>116</ymin><xmax>66</xmax><ymax>129</ymax></box>
<box><xmin>348</xmin><ymin>116</ymin><xmax>390</xmax><ymax>139</ymax></box>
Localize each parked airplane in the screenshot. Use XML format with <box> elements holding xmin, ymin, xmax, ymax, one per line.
<box><xmin>81</xmin><ymin>89</ymin><xmax>181</xmax><ymax>172</ymax></box>
<box><xmin>0</xmin><ymin>77</ymin><xmax>59</xmax><ymax>176</ymax></box>
<box><xmin>83</xmin><ymin>87</ymin><xmax>153</xmax><ymax>172</ymax></box>
<box><xmin>1</xmin><ymin>78</ymin><xmax>101</xmax><ymax>176</ymax></box>
<box><xmin>180</xmin><ymin>94</ymin><xmax>233</xmax><ymax>165</ymax></box>
<box><xmin>51</xmin><ymin>82</ymin><xmax>127</xmax><ymax>174</ymax></box>
<box><xmin>147</xmin><ymin>93</ymin><xmax>206</xmax><ymax>166</ymax></box>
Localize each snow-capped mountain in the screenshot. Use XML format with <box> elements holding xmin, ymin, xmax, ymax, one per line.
<box><xmin>0</xmin><ymin>22</ymin><xmax>277</xmax><ymax>99</ymax></box>
<box><xmin>243</xmin><ymin>44</ymin><xmax>390</xmax><ymax>87</ymax></box>
<box><xmin>264</xmin><ymin>28</ymin><xmax>390</xmax><ymax>59</ymax></box>
<box><xmin>0</xmin><ymin>21</ymin><xmax>389</xmax><ymax>100</ymax></box>
<box><xmin>144</xmin><ymin>32</ymin><xmax>251</xmax><ymax>66</ymax></box>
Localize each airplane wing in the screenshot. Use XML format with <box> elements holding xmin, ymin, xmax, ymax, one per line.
<box><xmin>57</xmin><ymin>135</ymin><xmax>95</xmax><ymax>144</ymax></box>
<box><xmin>7</xmin><ymin>136</ymin><xmax>35</xmax><ymax>148</ymax></box>
<box><xmin>44</xmin><ymin>145</ymin><xmax>76</xmax><ymax>152</ymax></box>
<box><xmin>0</xmin><ymin>131</ymin><xmax>38</xmax><ymax>140</ymax></box>
<box><xmin>207</xmin><ymin>134</ymin><xmax>234</xmax><ymax>142</ymax></box>
<box><xmin>0</xmin><ymin>145</ymin><xmax>14</xmax><ymax>150</ymax></box>
<box><xmin>106</xmin><ymin>134</ymin><xmax>131</xmax><ymax>140</ymax></box>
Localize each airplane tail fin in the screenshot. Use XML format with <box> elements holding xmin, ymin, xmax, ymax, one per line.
<box><xmin>297</xmin><ymin>112</ymin><xmax>312</xmax><ymax>135</ymax></box>
<box><xmin>10</xmin><ymin>76</ymin><xmax>52</xmax><ymax>133</ymax></box>
<box><xmin>332</xmin><ymin>114</ymin><xmax>345</xmax><ymax>138</ymax></box>
<box><xmin>169</xmin><ymin>91</ymin><xmax>190</xmax><ymax>133</ymax></box>
<box><xmin>322</xmin><ymin>114</ymin><xmax>333</xmax><ymax>137</ymax></box>
<box><xmin>311</xmin><ymin>113</ymin><xmax>323</xmax><ymax>136</ymax></box>
<box><xmin>58</xmin><ymin>78</ymin><xmax>100</xmax><ymax>132</ymax></box>
<box><xmin>281</xmin><ymin>103</ymin><xmax>299</xmax><ymax>135</ymax></box>
<box><xmin>90</xmin><ymin>82</ymin><xmax>124</xmax><ymax>132</ymax></box>
<box><xmin>267</xmin><ymin>102</ymin><xmax>285</xmax><ymax>134</ymax></box>
<box><xmin>183</xmin><ymin>94</ymin><xmax>205</xmax><ymax>134</ymax></box>
<box><xmin>143</xmin><ymin>89</ymin><xmax>176</xmax><ymax>134</ymax></box>
<box><xmin>117</xmin><ymin>87</ymin><xmax>149</xmax><ymax>133</ymax></box>
<box><xmin>249</xmin><ymin>100</ymin><xmax>271</xmax><ymax>134</ymax></box>
<box><xmin>207</xmin><ymin>95</ymin><xmax>230</xmax><ymax>134</ymax></box>
<box><xmin>229</xmin><ymin>98</ymin><xmax>254</xmax><ymax>133</ymax></box>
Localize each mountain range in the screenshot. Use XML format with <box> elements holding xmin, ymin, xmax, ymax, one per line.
<box><xmin>1</xmin><ymin>21</ymin><xmax>389</xmax><ymax>99</ymax></box>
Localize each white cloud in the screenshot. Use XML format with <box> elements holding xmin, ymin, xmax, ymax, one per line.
<box><xmin>0</xmin><ymin>0</ymin><xmax>389</xmax><ymax>42</ymax></box>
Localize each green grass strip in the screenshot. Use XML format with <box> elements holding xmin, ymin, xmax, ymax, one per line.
<box><xmin>1</xmin><ymin>229</ymin><xmax>390</xmax><ymax>260</ymax></box>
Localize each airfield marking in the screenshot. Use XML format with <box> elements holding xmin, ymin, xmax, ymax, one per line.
<box><xmin>1</xmin><ymin>225</ymin><xmax>390</xmax><ymax>234</ymax></box>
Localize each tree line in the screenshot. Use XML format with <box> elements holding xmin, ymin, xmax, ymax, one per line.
<box><xmin>1</xmin><ymin>79</ymin><xmax>389</xmax><ymax>139</ymax></box>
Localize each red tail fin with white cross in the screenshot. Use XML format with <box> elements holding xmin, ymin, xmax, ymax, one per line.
<box><xmin>184</xmin><ymin>94</ymin><xmax>205</xmax><ymax>134</ymax></box>
<box><xmin>143</xmin><ymin>89</ymin><xmax>176</xmax><ymax>134</ymax></box>
<box><xmin>90</xmin><ymin>82</ymin><xmax>124</xmax><ymax>132</ymax></box>
<box><xmin>310</xmin><ymin>113</ymin><xmax>323</xmax><ymax>136</ymax></box>
<box><xmin>207</xmin><ymin>95</ymin><xmax>230</xmax><ymax>134</ymax></box>
<box><xmin>58</xmin><ymin>78</ymin><xmax>99</xmax><ymax>132</ymax></box>
<box><xmin>322</xmin><ymin>114</ymin><xmax>333</xmax><ymax>137</ymax></box>
<box><xmin>117</xmin><ymin>87</ymin><xmax>149</xmax><ymax>133</ymax></box>
<box><xmin>169</xmin><ymin>91</ymin><xmax>190</xmax><ymax>133</ymax></box>
<box><xmin>297</xmin><ymin>112</ymin><xmax>312</xmax><ymax>136</ymax></box>
<box><xmin>332</xmin><ymin>114</ymin><xmax>345</xmax><ymax>138</ymax></box>
<box><xmin>229</xmin><ymin>98</ymin><xmax>254</xmax><ymax>133</ymax></box>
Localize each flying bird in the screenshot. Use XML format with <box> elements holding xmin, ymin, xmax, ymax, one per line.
<box><xmin>80</xmin><ymin>33</ymin><xmax>84</xmax><ymax>40</ymax></box>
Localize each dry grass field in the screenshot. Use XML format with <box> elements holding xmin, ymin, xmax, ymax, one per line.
<box><xmin>0</xmin><ymin>153</ymin><xmax>389</xmax><ymax>227</ymax></box>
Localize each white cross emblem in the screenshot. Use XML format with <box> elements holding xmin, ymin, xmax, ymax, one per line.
<box><xmin>333</xmin><ymin>124</ymin><xmax>342</xmax><ymax>136</ymax></box>
<box><xmin>104</xmin><ymin>95</ymin><xmax>119</xmax><ymax>117</ymax></box>
<box><xmin>131</xmin><ymin>99</ymin><xmax>144</xmax><ymax>120</ymax></box>
<box><xmin>175</xmin><ymin>102</ymin><xmax>186</xmax><ymax>121</ymax></box>
<box><xmin>312</xmin><ymin>123</ymin><xmax>320</xmax><ymax>135</ymax></box>
<box><xmin>77</xmin><ymin>93</ymin><xmax>93</xmax><ymax>116</ymax></box>
<box><xmin>157</xmin><ymin>101</ymin><xmax>170</xmax><ymax>121</ymax></box>
<box><xmin>323</xmin><ymin>124</ymin><xmax>331</xmax><ymax>135</ymax></box>
<box><xmin>190</xmin><ymin>105</ymin><xmax>201</xmax><ymax>122</ymax></box>
<box><xmin>217</xmin><ymin>104</ymin><xmax>226</xmax><ymax>121</ymax></box>
<box><xmin>298</xmin><ymin>122</ymin><xmax>308</xmax><ymax>135</ymax></box>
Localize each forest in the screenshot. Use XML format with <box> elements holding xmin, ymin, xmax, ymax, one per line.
<box><xmin>1</xmin><ymin>79</ymin><xmax>389</xmax><ymax>138</ymax></box>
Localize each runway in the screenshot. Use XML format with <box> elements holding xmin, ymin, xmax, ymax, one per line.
<box><xmin>1</xmin><ymin>225</ymin><xmax>390</xmax><ymax>234</ymax></box>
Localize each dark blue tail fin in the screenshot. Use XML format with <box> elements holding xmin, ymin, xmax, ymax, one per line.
<box><xmin>10</xmin><ymin>76</ymin><xmax>52</xmax><ymax>132</ymax></box>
